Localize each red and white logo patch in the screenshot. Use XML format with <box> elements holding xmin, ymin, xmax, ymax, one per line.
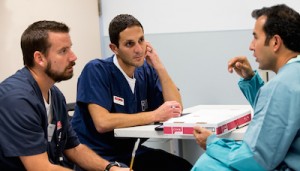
<box><xmin>57</xmin><ymin>121</ymin><xmax>62</xmax><ymax>130</ymax></box>
<box><xmin>113</xmin><ymin>96</ymin><xmax>124</xmax><ymax>106</ymax></box>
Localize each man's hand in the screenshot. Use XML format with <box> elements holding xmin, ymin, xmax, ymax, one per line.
<box><xmin>111</xmin><ymin>166</ymin><xmax>131</xmax><ymax>171</ymax></box>
<box><xmin>145</xmin><ymin>42</ymin><xmax>164</xmax><ymax>70</ymax></box>
<box><xmin>228</xmin><ymin>56</ymin><xmax>255</xmax><ymax>80</ymax></box>
<box><xmin>193</xmin><ymin>126</ymin><xmax>213</xmax><ymax>150</ymax></box>
<box><xmin>153</xmin><ymin>101</ymin><xmax>182</xmax><ymax>122</ymax></box>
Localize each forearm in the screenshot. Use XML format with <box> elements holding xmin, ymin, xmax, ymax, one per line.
<box><xmin>155</xmin><ymin>67</ymin><xmax>182</xmax><ymax>107</ymax></box>
<box><xmin>20</xmin><ymin>152</ymin><xmax>72</xmax><ymax>171</ymax></box>
<box><xmin>107</xmin><ymin>112</ymin><xmax>155</xmax><ymax>128</ymax></box>
<box><xmin>92</xmin><ymin>104</ymin><xmax>180</xmax><ymax>133</ymax></box>
<box><xmin>64</xmin><ymin>144</ymin><xmax>109</xmax><ymax>171</ymax></box>
<box><xmin>91</xmin><ymin>110</ymin><xmax>156</xmax><ymax>133</ymax></box>
<box><xmin>96</xmin><ymin>103</ymin><xmax>180</xmax><ymax>133</ymax></box>
<box><xmin>238</xmin><ymin>70</ymin><xmax>264</xmax><ymax>106</ymax></box>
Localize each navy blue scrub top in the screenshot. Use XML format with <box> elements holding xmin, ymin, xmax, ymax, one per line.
<box><xmin>72</xmin><ymin>56</ymin><xmax>164</xmax><ymax>160</ymax></box>
<box><xmin>0</xmin><ymin>67</ymin><xmax>80</xmax><ymax>170</ymax></box>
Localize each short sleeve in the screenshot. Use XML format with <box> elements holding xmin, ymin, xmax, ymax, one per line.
<box><xmin>77</xmin><ymin>60</ymin><xmax>112</xmax><ymax>110</ymax></box>
<box><xmin>64</xmin><ymin>120</ymin><xmax>80</xmax><ymax>149</ymax></box>
<box><xmin>0</xmin><ymin>91</ymin><xmax>47</xmax><ymax>157</ymax></box>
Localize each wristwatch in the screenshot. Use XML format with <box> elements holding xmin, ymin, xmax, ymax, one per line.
<box><xmin>104</xmin><ymin>161</ymin><xmax>121</xmax><ymax>171</ymax></box>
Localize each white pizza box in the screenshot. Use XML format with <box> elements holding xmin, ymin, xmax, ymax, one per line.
<box><xmin>163</xmin><ymin>108</ymin><xmax>251</xmax><ymax>136</ymax></box>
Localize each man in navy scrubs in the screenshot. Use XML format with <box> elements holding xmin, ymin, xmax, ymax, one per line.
<box><xmin>71</xmin><ymin>14</ymin><xmax>192</xmax><ymax>171</ymax></box>
<box><xmin>0</xmin><ymin>20</ymin><xmax>129</xmax><ymax>171</ymax></box>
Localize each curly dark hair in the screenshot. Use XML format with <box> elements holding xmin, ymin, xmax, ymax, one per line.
<box><xmin>252</xmin><ymin>4</ymin><xmax>300</xmax><ymax>52</ymax></box>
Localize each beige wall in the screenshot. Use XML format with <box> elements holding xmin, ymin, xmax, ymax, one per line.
<box><xmin>0</xmin><ymin>0</ymin><xmax>101</xmax><ymax>103</ymax></box>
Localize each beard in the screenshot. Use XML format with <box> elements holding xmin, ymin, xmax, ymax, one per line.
<box><xmin>45</xmin><ymin>61</ymin><xmax>75</xmax><ymax>82</ymax></box>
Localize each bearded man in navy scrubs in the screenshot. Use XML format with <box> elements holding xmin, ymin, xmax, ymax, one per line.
<box><xmin>0</xmin><ymin>20</ymin><xmax>129</xmax><ymax>171</ymax></box>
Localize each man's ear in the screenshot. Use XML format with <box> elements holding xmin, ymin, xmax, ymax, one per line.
<box><xmin>109</xmin><ymin>43</ymin><xmax>119</xmax><ymax>55</ymax></box>
<box><xmin>33</xmin><ymin>51</ymin><xmax>46</xmax><ymax>67</ymax></box>
<box><xmin>272</xmin><ymin>35</ymin><xmax>282</xmax><ymax>52</ymax></box>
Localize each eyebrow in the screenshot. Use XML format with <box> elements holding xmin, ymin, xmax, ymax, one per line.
<box><xmin>123</xmin><ymin>40</ymin><xmax>134</xmax><ymax>44</ymax></box>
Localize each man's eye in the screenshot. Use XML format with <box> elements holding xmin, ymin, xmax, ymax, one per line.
<box><xmin>59</xmin><ymin>49</ymin><xmax>67</xmax><ymax>54</ymax></box>
<box><xmin>126</xmin><ymin>42</ymin><xmax>134</xmax><ymax>47</ymax></box>
<box><xmin>139</xmin><ymin>37</ymin><xmax>144</xmax><ymax>43</ymax></box>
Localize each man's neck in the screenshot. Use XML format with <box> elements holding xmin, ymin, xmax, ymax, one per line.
<box><xmin>28</xmin><ymin>67</ymin><xmax>54</xmax><ymax>101</ymax></box>
<box><xmin>274</xmin><ymin>50</ymin><xmax>300</xmax><ymax>73</ymax></box>
<box><xmin>114</xmin><ymin>55</ymin><xmax>135</xmax><ymax>78</ymax></box>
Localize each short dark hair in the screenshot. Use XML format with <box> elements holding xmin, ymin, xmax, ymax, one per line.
<box><xmin>108</xmin><ymin>14</ymin><xmax>143</xmax><ymax>47</ymax></box>
<box><xmin>21</xmin><ymin>20</ymin><xmax>70</xmax><ymax>67</ymax></box>
<box><xmin>252</xmin><ymin>4</ymin><xmax>300</xmax><ymax>52</ymax></box>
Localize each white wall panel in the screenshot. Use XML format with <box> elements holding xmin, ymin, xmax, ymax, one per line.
<box><xmin>101</xmin><ymin>0</ymin><xmax>300</xmax><ymax>35</ymax></box>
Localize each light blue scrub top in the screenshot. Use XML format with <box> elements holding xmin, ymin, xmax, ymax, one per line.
<box><xmin>192</xmin><ymin>55</ymin><xmax>300</xmax><ymax>171</ymax></box>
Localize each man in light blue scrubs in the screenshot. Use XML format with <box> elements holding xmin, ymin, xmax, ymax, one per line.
<box><xmin>192</xmin><ymin>4</ymin><xmax>300</xmax><ymax>171</ymax></box>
